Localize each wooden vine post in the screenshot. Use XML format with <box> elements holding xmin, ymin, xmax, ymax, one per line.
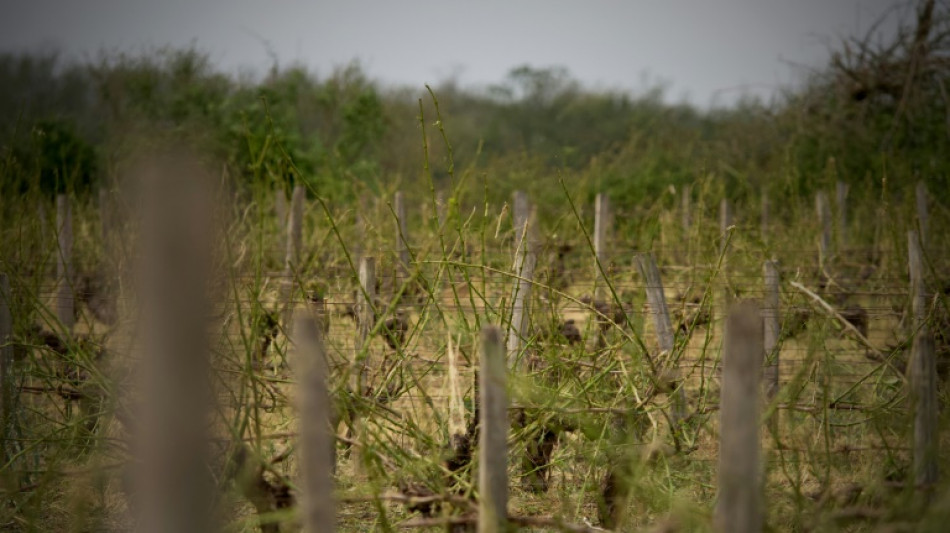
<box><xmin>355</xmin><ymin>256</ymin><xmax>376</xmax><ymax>395</ymax></box>
<box><xmin>394</xmin><ymin>191</ymin><xmax>410</xmax><ymax>285</ymax></box>
<box><xmin>916</xmin><ymin>181</ymin><xmax>929</xmax><ymax>247</ymax></box>
<box><xmin>715</xmin><ymin>301</ymin><xmax>764</xmax><ymax>533</ymax></box>
<box><xmin>478</xmin><ymin>326</ymin><xmax>508</xmax><ymax>533</ymax></box>
<box><xmin>593</xmin><ymin>193</ymin><xmax>611</xmax><ymax>299</ymax></box>
<box><xmin>507</xmin><ymin>190</ymin><xmax>536</xmax><ymax>371</ymax></box>
<box><xmin>55</xmin><ymin>194</ymin><xmax>74</xmax><ymax>331</ymax></box>
<box><xmin>294</xmin><ymin>310</ymin><xmax>335</xmax><ymax>533</ymax></box>
<box><xmin>636</xmin><ymin>253</ymin><xmax>684</xmax><ymax>422</ymax></box>
<box><xmin>133</xmin><ymin>155</ymin><xmax>214</xmax><ymax>533</ymax></box>
<box><xmin>816</xmin><ymin>191</ymin><xmax>831</xmax><ymax>264</ymax></box>
<box><xmin>0</xmin><ymin>274</ymin><xmax>13</xmax><ymax>461</ymax></box>
<box><xmin>836</xmin><ymin>181</ymin><xmax>849</xmax><ymax>251</ymax></box>
<box><xmin>763</xmin><ymin>260</ymin><xmax>780</xmax><ymax>432</ymax></box>
<box><xmin>908</xmin><ymin>230</ymin><xmax>937</xmax><ymax>489</ymax></box>
<box><xmin>719</xmin><ymin>198</ymin><xmax>733</xmax><ymax>258</ymax></box>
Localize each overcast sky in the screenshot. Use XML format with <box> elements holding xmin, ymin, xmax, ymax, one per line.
<box><xmin>1</xmin><ymin>0</ymin><xmax>903</xmax><ymax>107</ymax></box>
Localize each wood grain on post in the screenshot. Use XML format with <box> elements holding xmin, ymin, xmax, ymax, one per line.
<box><xmin>394</xmin><ymin>191</ymin><xmax>410</xmax><ymax>282</ymax></box>
<box><xmin>908</xmin><ymin>230</ymin><xmax>937</xmax><ymax>489</ymax></box>
<box><xmin>134</xmin><ymin>155</ymin><xmax>214</xmax><ymax>533</ymax></box>
<box><xmin>594</xmin><ymin>193</ymin><xmax>611</xmax><ymax>298</ymax></box>
<box><xmin>55</xmin><ymin>195</ymin><xmax>74</xmax><ymax>331</ymax></box>
<box><xmin>816</xmin><ymin>191</ymin><xmax>832</xmax><ymax>263</ymax></box>
<box><xmin>916</xmin><ymin>181</ymin><xmax>929</xmax><ymax>247</ymax></box>
<box><xmin>478</xmin><ymin>326</ymin><xmax>508</xmax><ymax>533</ymax></box>
<box><xmin>0</xmin><ymin>274</ymin><xmax>13</xmax><ymax>459</ymax></box>
<box><xmin>636</xmin><ymin>253</ymin><xmax>682</xmax><ymax>419</ymax></box>
<box><xmin>836</xmin><ymin>181</ymin><xmax>849</xmax><ymax>251</ymax></box>
<box><xmin>715</xmin><ymin>301</ymin><xmax>764</xmax><ymax>533</ymax></box>
<box><xmin>507</xmin><ymin>193</ymin><xmax>536</xmax><ymax>371</ymax></box>
<box><xmin>294</xmin><ymin>310</ymin><xmax>335</xmax><ymax>533</ymax></box>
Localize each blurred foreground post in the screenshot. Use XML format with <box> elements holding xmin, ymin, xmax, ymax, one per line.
<box><xmin>55</xmin><ymin>194</ymin><xmax>74</xmax><ymax>331</ymax></box>
<box><xmin>294</xmin><ymin>310</ymin><xmax>335</xmax><ymax>533</ymax></box>
<box><xmin>134</xmin><ymin>154</ymin><xmax>214</xmax><ymax>533</ymax></box>
<box><xmin>716</xmin><ymin>301</ymin><xmax>763</xmax><ymax>533</ymax></box>
<box><xmin>908</xmin><ymin>230</ymin><xmax>937</xmax><ymax>489</ymax></box>
<box><xmin>478</xmin><ymin>326</ymin><xmax>508</xmax><ymax>533</ymax></box>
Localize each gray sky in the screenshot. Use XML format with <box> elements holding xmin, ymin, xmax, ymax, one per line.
<box><xmin>1</xmin><ymin>0</ymin><xmax>902</xmax><ymax>107</ymax></box>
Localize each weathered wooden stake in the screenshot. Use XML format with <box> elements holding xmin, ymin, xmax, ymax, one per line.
<box><xmin>446</xmin><ymin>333</ymin><xmax>466</xmax><ymax>443</ymax></box>
<box><xmin>908</xmin><ymin>230</ymin><xmax>937</xmax><ymax>489</ymax></box>
<box><xmin>478</xmin><ymin>326</ymin><xmax>508</xmax><ymax>533</ymax></box>
<box><xmin>289</xmin><ymin>184</ymin><xmax>305</xmax><ymax>266</ymax></box>
<box><xmin>99</xmin><ymin>187</ymin><xmax>113</xmax><ymax>260</ymax></box>
<box><xmin>763</xmin><ymin>261</ymin><xmax>780</xmax><ymax>401</ymax></box>
<box><xmin>134</xmin><ymin>155</ymin><xmax>214</xmax><ymax>533</ymax></box>
<box><xmin>636</xmin><ymin>253</ymin><xmax>683</xmax><ymax>420</ymax></box>
<box><xmin>355</xmin><ymin>256</ymin><xmax>376</xmax><ymax>394</ymax></box>
<box><xmin>55</xmin><ymin>195</ymin><xmax>74</xmax><ymax>331</ymax></box>
<box><xmin>916</xmin><ymin>181</ymin><xmax>929</xmax><ymax>247</ymax></box>
<box><xmin>294</xmin><ymin>310</ymin><xmax>335</xmax><ymax>533</ymax></box>
<box><xmin>763</xmin><ymin>261</ymin><xmax>780</xmax><ymax>434</ymax></box>
<box><xmin>280</xmin><ymin>184</ymin><xmax>305</xmax><ymax>327</ymax></box>
<box><xmin>0</xmin><ymin>274</ymin><xmax>13</xmax><ymax>460</ymax></box>
<box><xmin>394</xmin><ymin>191</ymin><xmax>410</xmax><ymax>282</ymax></box>
<box><xmin>436</xmin><ymin>190</ymin><xmax>448</xmax><ymax>230</ymax></box>
<box><xmin>836</xmin><ymin>181</ymin><xmax>849</xmax><ymax>251</ymax></box>
<box><xmin>715</xmin><ymin>301</ymin><xmax>764</xmax><ymax>533</ymax></box>
<box><xmin>815</xmin><ymin>191</ymin><xmax>832</xmax><ymax>263</ymax></box>
<box><xmin>594</xmin><ymin>193</ymin><xmax>611</xmax><ymax>298</ymax></box>
<box><xmin>719</xmin><ymin>198</ymin><xmax>733</xmax><ymax>257</ymax></box>
<box><xmin>37</xmin><ymin>200</ymin><xmax>48</xmax><ymax>253</ymax></box>
<box><xmin>275</xmin><ymin>190</ymin><xmax>288</xmax><ymax>230</ymax></box>
<box><xmin>507</xmin><ymin>192</ymin><xmax>536</xmax><ymax>371</ymax></box>
<box><xmin>681</xmin><ymin>184</ymin><xmax>691</xmax><ymax>235</ymax></box>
